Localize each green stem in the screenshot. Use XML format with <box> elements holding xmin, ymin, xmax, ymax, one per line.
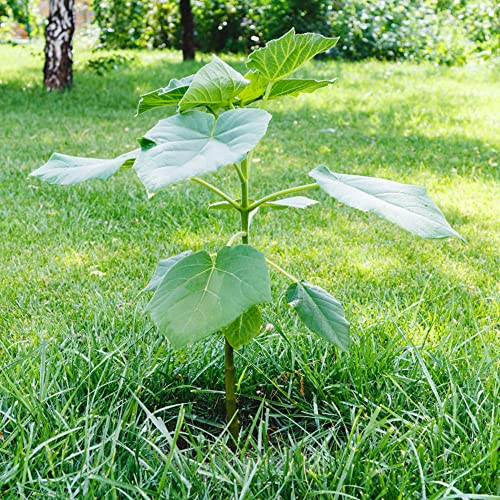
<box><xmin>261</xmin><ymin>82</ymin><xmax>274</xmax><ymax>109</ymax></box>
<box><xmin>233</xmin><ymin>163</ymin><xmax>244</xmax><ymax>183</ymax></box>
<box><xmin>266</xmin><ymin>258</ymin><xmax>299</xmax><ymax>282</ymax></box>
<box><xmin>224</xmin><ymin>338</ymin><xmax>239</xmax><ymax>449</ymax></box>
<box><xmin>247</xmin><ymin>183</ymin><xmax>319</xmax><ymax>211</ymax></box>
<box><xmin>223</xmin><ymin>82</ymin><xmax>274</xmax><ymax>448</ymax></box>
<box><xmin>191</xmin><ymin>177</ymin><xmax>241</xmax><ymax>211</ymax></box>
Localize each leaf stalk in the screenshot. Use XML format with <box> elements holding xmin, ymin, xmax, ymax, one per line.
<box><xmin>248</xmin><ymin>183</ymin><xmax>319</xmax><ymax>211</ymax></box>
<box><xmin>191</xmin><ymin>177</ymin><xmax>241</xmax><ymax>211</ymax></box>
<box><xmin>266</xmin><ymin>258</ymin><xmax>299</xmax><ymax>282</ymax></box>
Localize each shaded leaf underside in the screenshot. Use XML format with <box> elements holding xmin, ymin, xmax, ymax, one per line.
<box><xmin>287</xmin><ymin>281</ymin><xmax>350</xmax><ymax>351</ymax></box>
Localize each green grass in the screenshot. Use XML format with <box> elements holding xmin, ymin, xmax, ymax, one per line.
<box><xmin>1</xmin><ymin>43</ymin><xmax>499</xmax><ymax>498</ymax></box>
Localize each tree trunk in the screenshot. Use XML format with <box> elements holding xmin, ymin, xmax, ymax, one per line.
<box><xmin>179</xmin><ymin>0</ymin><xmax>195</xmax><ymax>61</ymax></box>
<box><xmin>43</xmin><ymin>0</ymin><xmax>74</xmax><ymax>91</ymax></box>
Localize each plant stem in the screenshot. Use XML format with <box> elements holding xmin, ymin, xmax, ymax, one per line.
<box><xmin>247</xmin><ymin>183</ymin><xmax>319</xmax><ymax>211</ymax></box>
<box><xmin>224</xmin><ymin>338</ymin><xmax>239</xmax><ymax>449</ymax></box>
<box><xmin>222</xmin><ymin>86</ymin><xmax>273</xmax><ymax>447</ymax></box>
<box><xmin>191</xmin><ymin>177</ymin><xmax>241</xmax><ymax>211</ymax></box>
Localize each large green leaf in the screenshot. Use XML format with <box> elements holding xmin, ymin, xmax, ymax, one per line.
<box><xmin>310</xmin><ymin>165</ymin><xmax>464</xmax><ymax>240</ymax></box>
<box><xmin>286</xmin><ymin>281</ymin><xmax>349</xmax><ymax>352</ymax></box>
<box><xmin>134</xmin><ymin>108</ymin><xmax>271</xmax><ymax>192</ymax></box>
<box><xmin>136</xmin><ymin>74</ymin><xmax>194</xmax><ymax>115</ymax></box>
<box><xmin>178</xmin><ymin>56</ymin><xmax>248</xmax><ymax>112</ymax></box>
<box><xmin>143</xmin><ymin>251</ymin><xmax>192</xmax><ymax>292</ymax></box>
<box><xmin>223</xmin><ymin>305</ymin><xmax>262</xmax><ymax>349</ymax></box>
<box><xmin>29</xmin><ymin>149</ymin><xmax>138</xmax><ymax>185</ymax></box>
<box><xmin>237</xmin><ymin>71</ymin><xmax>336</xmax><ymax>105</ymax></box>
<box><xmin>246</xmin><ymin>28</ymin><xmax>339</xmax><ymax>82</ymax></box>
<box><xmin>147</xmin><ymin>245</ymin><xmax>272</xmax><ymax>348</ymax></box>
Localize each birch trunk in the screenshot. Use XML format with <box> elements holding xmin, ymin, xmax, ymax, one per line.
<box><xmin>43</xmin><ymin>0</ymin><xmax>75</xmax><ymax>91</ymax></box>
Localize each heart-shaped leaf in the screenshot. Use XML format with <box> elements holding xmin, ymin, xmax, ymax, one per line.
<box><xmin>136</xmin><ymin>74</ymin><xmax>194</xmax><ymax>115</ymax></box>
<box><xmin>30</xmin><ymin>149</ymin><xmax>139</xmax><ymax>185</ymax></box>
<box><xmin>143</xmin><ymin>251</ymin><xmax>192</xmax><ymax>292</ymax></box>
<box><xmin>223</xmin><ymin>305</ymin><xmax>262</xmax><ymax>349</ymax></box>
<box><xmin>310</xmin><ymin>165</ymin><xmax>464</xmax><ymax>240</ymax></box>
<box><xmin>147</xmin><ymin>245</ymin><xmax>271</xmax><ymax>348</ymax></box>
<box><xmin>237</xmin><ymin>71</ymin><xmax>336</xmax><ymax>105</ymax></box>
<box><xmin>286</xmin><ymin>281</ymin><xmax>349</xmax><ymax>352</ymax></box>
<box><xmin>247</xmin><ymin>28</ymin><xmax>339</xmax><ymax>82</ymax></box>
<box><xmin>179</xmin><ymin>56</ymin><xmax>249</xmax><ymax>112</ymax></box>
<box><xmin>134</xmin><ymin>108</ymin><xmax>271</xmax><ymax>192</ymax></box>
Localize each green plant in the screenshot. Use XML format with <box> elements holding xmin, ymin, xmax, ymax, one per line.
<box><xmin>30</xmin><ymin>29</ymin><xmax>463</xmax><ymax>446</ymax></box>
<box><xmin>84</xmin><ymin>53</ymin><xmax>137</xmax><ymax>76</ymax></box>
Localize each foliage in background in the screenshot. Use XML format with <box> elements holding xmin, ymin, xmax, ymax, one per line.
<box><xmin>83</xmin><ymin>52</ymin><xmax>137</xmax><ymax>75</ymax></box>
<box><xmin>0</xmin><ymin>0</ymin><xmax>25</xmax><ymax>22</ymax></box>
<box><xmin>90</xmin><ymin>0</ymin><xmax>498</xmax><ymax>64</ymax></box>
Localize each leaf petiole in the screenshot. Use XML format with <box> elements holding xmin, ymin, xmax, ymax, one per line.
<box><xmin>227</xmin><ymin>231</ymin><xmax>247</xmax><ymax>246</ymax></box>
<box><xmin>248</xmin><ymin>183</ymin><xmax>319</xmax><ymax>211</ymax></box>
<box><xmin>266</xmin><ymin>258</ymin><xmax>299</xmax><ymax>283</ymax></box>
<box><xmin>191</xmin><ymin>177</ymin><xmax>242</xmax><ymax>211</ymax></box>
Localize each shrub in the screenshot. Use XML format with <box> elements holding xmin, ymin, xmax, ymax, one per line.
<box><xmin>90</xmin><ymin>0</ymin><xmax>498</xmax><ymax>64</ymax></box>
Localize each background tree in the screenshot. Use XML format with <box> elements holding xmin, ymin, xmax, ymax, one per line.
<box><xmin>43</xmin><ymin>0</ymin><xmax>74</xmax><ymax>91</ymax></box>
<box><xmin>179</xmin><ymin>0</ymin><xmax>194</xmax><ymax>60</ymax></box>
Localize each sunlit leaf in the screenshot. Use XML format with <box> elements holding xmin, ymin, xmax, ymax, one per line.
<box><xmin>237</xmin><ymin>71</ymin><xmax>336</xmax><ymax>105</ymax></box>
<box><xmin>30</xmin><ymin>149</ymin><xmax>139</xmax><ymax>185</ymax></box>
<box><xmin>247</xmin><ymin>28</ymin><xmax>339</xmax><ymax>81</ymax></box>
<box><xmin>179</xmin><ymin>56</ymin><xmax>248</xmax><ymax>112</ymax></box>
<box><xmin>310</xmin><ymin>165</ymin><xmax>464</xmax><ymax>240</ymax></box>
<box><xmin>134</xmin><ymin>108</ymin><xmax>271</xmax><ymax>192</ymax></box>
<box><xmin>136</xmin><ymin>74</ymin><xmax>194</xmax><ymax>115</ymax></box>
<box><xmin>263</xmin><ymin>196</ymin><xmax>319</xmax><ymax>210</ymax></box>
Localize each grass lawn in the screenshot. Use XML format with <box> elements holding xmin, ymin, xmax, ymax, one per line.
<box><xmin>0</xmin><ymin>43</ymin><xmax>499</xmax><ymax>498</ymax></box>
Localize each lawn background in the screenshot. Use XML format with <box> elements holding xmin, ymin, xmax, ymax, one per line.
<box><xmin>0</xmin><ymin>44</ymin><xmax>499</xmax><ymax>498</ymax></box>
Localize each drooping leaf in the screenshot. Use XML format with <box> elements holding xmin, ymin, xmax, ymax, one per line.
<box><xmin>286</xmin><ymin>281</ymin><xmax>349</xmax><ymax>352</ymax></box>
<box><xmin>147</xmin><ymin>245</ymin><xmax>272</xmax><ymax>348</ymax></box>
<box><xmin>223</xmin><ymin>305</ymin><xmax>262</xmax><ymax>349</ymax></box>
<box><xmin>237</xmin><ymin>72</ymin><xmax>336</xmax><ymax>105</ymax></box>
<box><xmin>136</xmin><ymin>74</ymin><xmax>194</xmax><ymax>115</ymax></box>
<box><xmin>134</xmin><ymin>108</ymin><xmax>271</xmax><ymax>192</ymax></box>
<box><xmin>29</xmin><ymin>149</ymin><xmax>139</xmax><ymax>185</ymax></box>
<box><xmin>178</xmin><ymin>56</ymin><xmax>249</xmax><ymax>112</ymax></box>
<box><xmin>143</xmin><ymin>251</ymin><xmax>192</xmax><ymax>292</ymax></box>
<box><xmin>246</xmin><ymin>28</ymin><xmax>339</xmax><ymax>82</ymax></box>
<box><xmin>310</xmin><ymin>165</ymin><xmax>464</xmax><ymax>240</ymax></box>
<box><xmin>209</xmin><ymin>200</ymin><xmax>244</xmax><ymax>210</ymax></box>
<box><xmin>263</xmin><ymin>196</ymin><xmax>319</xmax><ymax>210</ymax></box>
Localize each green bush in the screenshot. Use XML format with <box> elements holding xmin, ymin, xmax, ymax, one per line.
<box><xmin>90</xmin><ymin>0</ymin><xmax>499</xmax><ymax>64</ymax></box>
<box><xmin>93</xmin><ymin>0</ymin><xmax>150</xmax><ymax>49</ymax></box>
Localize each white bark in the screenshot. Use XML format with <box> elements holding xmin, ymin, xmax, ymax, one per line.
<box><xmin>44</xmin><ymin>0</ymin><xmax>75</xmax><ymax>91</ymax></box>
